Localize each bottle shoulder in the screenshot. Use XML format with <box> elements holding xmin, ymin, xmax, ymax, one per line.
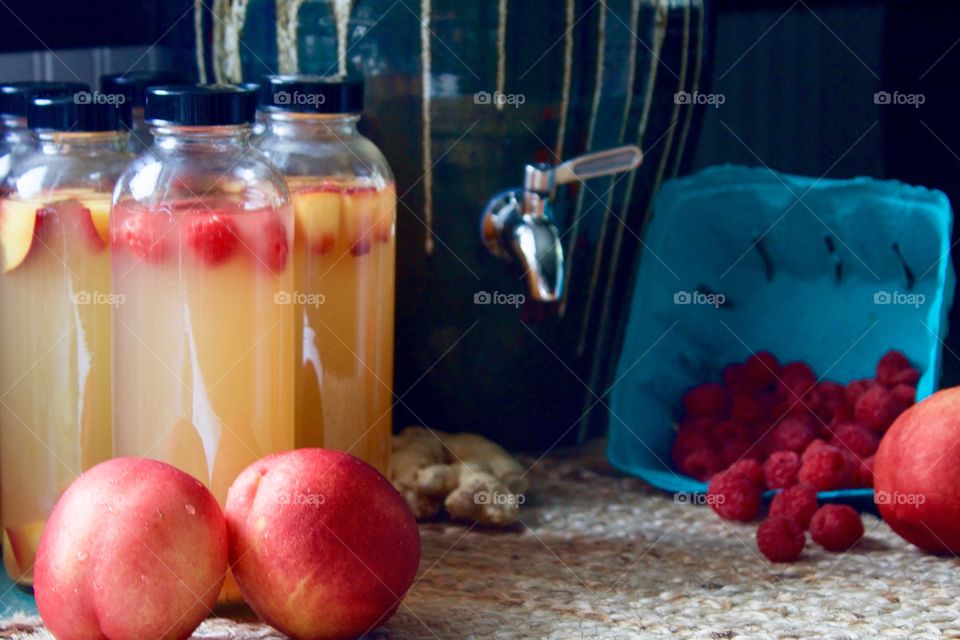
<box><xmin>5</xmin><ymin>147</ymin><xmax>134</xmax><ymax>199</ymax></box>
<box><xmin>257</xmin><ymin>131</ymin><xmax>394</xmax><ymax>186</ymax></box>
<box><xmin>115</xmin><ymin>144</ymin><xmax>289</xmax><ymax>209</ymax></box>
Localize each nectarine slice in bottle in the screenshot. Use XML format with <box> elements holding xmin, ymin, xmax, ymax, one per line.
<box><xmin>292</xmin><ymin>185</ymin><xmax>341</xmax><ymax>255</ymax></box>
<box><xmin>0</xmin><ymin>199</ymin><xmax>38</xmax><ymax>273</ymax></box>
<box><xmin>82</xmin><ymin>197</ymin><xmax>111</xmax><ymax>247</ymax></box>
<box><xmin>341</xmin><ymin>186</ymin><xmax>378</xmax><ymax>256</ymax></box>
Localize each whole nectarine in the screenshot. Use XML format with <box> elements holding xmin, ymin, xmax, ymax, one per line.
<box><xmin>225</xmin><ymin>449</ymin><xmax>420</xmax><ymax>640</ymax></box>
<box><xmin>34</xmin><ymin>458</ymin><xmax>228</xmax><ymax>640</ymax></box>
<box><xmin>875</xmin><ymin>387</ymin><xmax>960</xmax><ymax>554</ymax></box>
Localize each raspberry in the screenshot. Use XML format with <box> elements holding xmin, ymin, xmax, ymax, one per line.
<box><xmin>889</xmin><ymin>367</ymin><xmax>919</xmax><ymax>387</ymax></box>
<box><xmin>671</xmin><ymin>429</ymin><xmax>710</xmax><ymax>468</ymax></box>
<box><xmin>769</xmin><ymin>415</ymin><xmax>817</xmax><ymax>454</ymax></box>
<box><xmin>678</xmin><ymin>417</ymin><xmax>716</xmax><ymax>434</ymax></box>
<box><xmin>707</xmin><ymin>473</ymin><xmax>761</xmax><ymax>522</ymax></box>
<box><xmin>809</xmin><ymin>504</ymin><xmax>863</xmax><ymax>551</ymax></box>
<box><xmin>754</xmin><ymin>389</ymin><xmax>778</xmax><ymax>412</ymax></box>
<box><xmin>798</xmin><ymin>444</ymin><xmax>852</xmax><ymax>490</ymax></box>
<box><xmin>683</xmin><ymin>383</ymin><xmax>728</xmax><ymax>419</ymax></box>
<box><xmin>802</xmin><ymin>438</ymin><xmax>829</xmax><ymax>463</ymax></box>
<box><xmin>829</xmin><ymin>423</ymin><xmax>878</xmax><ymax>458</ymax></box>
<box><xmin>119</xmin><ymin>213</ymin><xmax>169</xmax><ymax>261</ymax></box>
<box><xmin>253</xmin><ymin>216</ymin><xmax>290</xmax><ymax>273</ymax></box>
<box><xmin>810</xmin><ymin>381</ymin><xmax>848</xmax><ymax>423</ymax></box>
<box><xmin>854</xmin><ymin>386</ymin><xmax>899</xmax><ymax>433</ymax></box>
<box><xmin>725</xmin><ymin>459</ymin><xmax>765</xmax><ymax>488</ymax></box>
<box><xmin>679</xmin><ymin>449</ymin><xmax>722</xmax><ymax>481</ymax></box>
<box><xmin>770</xmin><ymin>394</ymin><xmax>810</xmax><ymax>419</ymax></box>
<box><xmin>779</xmin><ymin>361</ymin><xmax>816</xmax><ymax>395</ymax></box>
<box><xmin>756</xmin><ymin>517</ymin><xmax>805</xmax><ymax>562</ymax></box>
<box><xmin>856</xmin><ymin>455</ymin><xmax>875</xmax><ymax>488</ymax></box>
<box><xmin>722</xmin><ymin>363</ymin><xmax>749</xmax><ymax>391</ymax></box>
<box><xmin>769</xmin><ymin>482</ymin><xmax>819</xmax><ymax>529</ymax></box>
<box><xmin>889</xmin><ymin>384</ymin><xmax>916</xmax><ymax>412</ymax></box>
<box><xmin>730</xmin><ymin>392</ymin><xmax>765</xmax><ymax>423</ymax></box>
<box><xmin>186</xmin><ymin>212</ymin><xmax>238</xmax><ymax>264</ymax></box>
<box><xmin>844</xmin><ymin>379</ymin><xmax>880</xmax><ymax>409</ymax></box>
<box><xmin>745</xmin><ymin>351</ymin><xmax>781</xmax><ymax>389</ymax></box>
<box><xmin>713</xmin><ymin>419</ymin><xmax>750</xmax><ymax>443</ymax></box>
<box><xmin>876</xmin><ymin>350</ymin><xmax>910</xmax><ymax>386</ymax></box>
<box><xmin>763</xmin><ymin>451</ymin><xmax>801</xmax><ymax>489</ymax></box>
<box><xmin>720</xmin><ymin>439</ymin><xmax>757</xmax><ymax>467</ymax></box>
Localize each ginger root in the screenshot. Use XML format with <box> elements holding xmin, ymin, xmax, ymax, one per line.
<box><xmin>389</xmin><ymin>426</ymin><xmax>530</xmax><ymax>526</ymax></box>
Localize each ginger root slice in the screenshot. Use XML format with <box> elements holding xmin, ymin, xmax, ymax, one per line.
<box><xmin>389</xmin><ymin>426</ymin><xmax>529</xmax><ymax>526</ymax></box>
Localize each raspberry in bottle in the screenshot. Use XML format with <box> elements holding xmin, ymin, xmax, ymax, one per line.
<box><xmin>257</xmin><ymin>76</ymin><xmax>396</xmax><ymax>475</ymax></box>
<box><xmin>0</xmin><ymin>94</ymin><xmax>132</xmax><ymax>585</ymax></box>
<box><xmin>100</xmin><ymin>71</ymin><xmax>187</xmax><ymax>152</ymax></box>
<box><xmin>110</xmin><ymin>85</ymin><xmax>294</xmax><ymax>603</ymax></box>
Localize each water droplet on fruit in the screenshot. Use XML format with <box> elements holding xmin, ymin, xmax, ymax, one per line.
<box><xmin>155</xmin><ymin>508</ymin><xmax>164</xmax><ymax>520</ymax></box>
<box><xmin>139</xmin><ymin>574</ymin><xmax>146</xmax><ymax>584</ymax></box>
<box><xmin>185</xmin><ymin>504</ymin><xmax>196</xmax><ymax>515</ymax></box>
<box><xmin>76</xmin><ymin>551</ymin><xmax>88</xmax><ymax>561</ymax></box>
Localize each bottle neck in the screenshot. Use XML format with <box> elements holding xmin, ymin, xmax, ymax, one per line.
<box><xmin>36</xmin><ymin>130</ymin><xmax>128</xmax><ymax>154</ymax></box>
<box><xmin>263</xmin><ymin>111</ymin><xmax>361</xmax><ymax>140</ymax></box>
<box><xmin>152</xmin><ymin>124</ymin><xmax>252</xmax><ymax>152</ymax></box>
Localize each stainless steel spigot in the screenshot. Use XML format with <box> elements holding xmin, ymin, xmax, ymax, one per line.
<box><xmin>481</xmin><ymin>145</ymin><xmax>643</xmax><ymax>302</ymax></box>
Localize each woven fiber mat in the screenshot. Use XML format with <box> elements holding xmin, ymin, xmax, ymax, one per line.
<box><xmin>3</xmin><ymin>446</ymin><xmax>959</xmax><ymax>639</ymax></box>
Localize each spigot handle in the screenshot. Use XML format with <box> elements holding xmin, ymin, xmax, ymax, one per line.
<box><xmin>524</xmin><ymin>145</ymin><xmax>643</xmax><ymax>194</ymax></box>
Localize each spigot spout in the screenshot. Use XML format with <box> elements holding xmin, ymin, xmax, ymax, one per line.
<box><xmin>480</xmin><ymin>145</ymin><xmax>643</xmax><ymax>303</ymax></box>
<box><xmin>513</xmin><ymin>213</ymin><xmax>564</xmax><ymax>302</ymax></box>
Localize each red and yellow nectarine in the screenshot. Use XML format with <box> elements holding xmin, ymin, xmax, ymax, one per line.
<box><xmin>225</xmin><ymin>449</ymin><xmax>420</xmax><ymax>640</ymax></box>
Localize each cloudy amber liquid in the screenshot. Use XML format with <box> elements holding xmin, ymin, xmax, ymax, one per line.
<box><xmin>289</xmin><ymin>178</ymin><xmax>396</xmax><ymax>476</ymax></box>
<box><xmin>0</xmin><ymin>193</ymin><xmax>112</xmax><ymax>585</ymax></box>
<box><xmin>111</xmin><ymin>197</ymin><xmax>294</xmax><ymax>602</ymax></box>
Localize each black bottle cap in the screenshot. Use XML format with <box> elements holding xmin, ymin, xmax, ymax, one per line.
<box><xmin>0</xmin><ymin>81</ymin><xmax>88</xmax><ymax>118</ymax></box>
<box><xmin>100</xmin><ymin>71</ymin><xmax>189</xmax><ymax>108</ymax></box>
<box><xmin>259</xmin><ymin>75</ymin><xmax>364</xmax><ymax>114</ymax></box>
<box><xmin>28</xmin><ymin>94</ymin><xmax>133</xmax><ymax>132</ymax></box>
<box><xmin>144</xmin><ymin>84</ymin><xmax>258</xmax><ymax>127</ymax></box>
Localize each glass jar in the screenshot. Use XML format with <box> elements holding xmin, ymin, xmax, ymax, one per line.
<box><xmin>100</xmin><ymin>72</ymin><xmax>188</xmax><ymax>152</ymax></box>
<box><xmin>111</xmin><ymin>85</ymin><xmax>294</xmax><ymax>602</ymax></box>
<box><xmin>257</xmin><ymin>76</ymin><xmax>396</xmax><ymax>475</ymax></box>
<box><xmin>0</xmin><ymin>95</ymin><xmax>132</xmax><ymax>585</ymax></box>
<box><xmin>0</xmin><ymin>82</ymin><xmax>87</xmax><ymax>187</ymax></box>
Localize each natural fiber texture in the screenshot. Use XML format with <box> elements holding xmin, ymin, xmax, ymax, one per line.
<box><xmin>3</xmin><ymin>446</ymin><xmax>960</xmax><ymax>639</ymax></box>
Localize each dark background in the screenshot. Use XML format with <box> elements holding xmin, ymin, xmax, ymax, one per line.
<box><xmin>3</xmin><ymin>0</ymin><xmax>959</xmax><ymax>418</ymax></box>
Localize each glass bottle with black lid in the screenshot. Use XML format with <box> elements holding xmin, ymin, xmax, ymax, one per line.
<box><xmin>257</xmin><ymin>75</ymin><xmax>397</xmax><ymax>475</ymax></box>
<box><xmin>0</xmin><ymin>95</ymin><xmax>132</xmax><ymax>585</ymax></box>
<box><xmin>110</xmin><ymin>84</ymin><xmax>294</xmax><ymax>603</ymax></box>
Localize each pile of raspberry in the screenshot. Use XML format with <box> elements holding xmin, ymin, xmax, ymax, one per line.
<box><xmin>671</xmin><ymin>350</ymin><xmax>918</xmax><ymax>562</ymax></box>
